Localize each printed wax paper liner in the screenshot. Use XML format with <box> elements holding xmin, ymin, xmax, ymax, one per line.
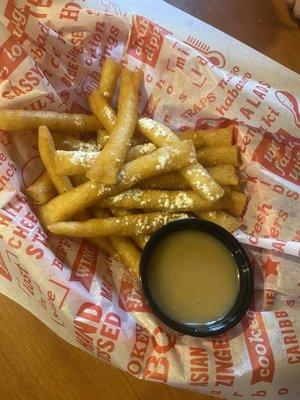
<box><xmin>0</xmin><ymin>1</ymin><xmax>299</xmax><ymax>399</ymax></box>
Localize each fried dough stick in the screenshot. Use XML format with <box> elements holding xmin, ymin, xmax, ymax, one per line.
<box><xmin>39</xmin><ymin>141</ymin><xmax>196</xmax><ymax>225</ymax></box>
<box><xmin>87</xmin><ymin>69</ymin><xmax>142</xmax><ymax>184</ymax></box>
<box><xmin>0</xmin><ymin>110</ymin><xmax>102</xmax><ymax>132</ymax></box>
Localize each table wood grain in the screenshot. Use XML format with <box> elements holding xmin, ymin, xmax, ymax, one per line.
<box><xmin>0</xmin><ymin>1</ymin><xmax>299</xmax><ymax>400</ymax></box>
<box><xmin>0</xmin><ymin>295</ymin><xmax>216</xmax><ymax>400</ymax></box>
<box><xmin>166</xmin><ymin>0</ymin><xmax>300</xmax><ymax>73</ymax></box>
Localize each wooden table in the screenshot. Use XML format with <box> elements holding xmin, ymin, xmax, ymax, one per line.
<box><xmin>166</xmin><ymin>0</ymin><xmax>300</xmax><ymax>73</ymax></box>
<box><xmin>0</xmin><ymin>1</ymin><xmax>299</xmax><ymax>400</ymax></box>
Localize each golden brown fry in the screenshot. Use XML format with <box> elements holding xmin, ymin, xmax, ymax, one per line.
<box><xmin>229</xmin><ymin>191</ymin><xmax>248</xmax><ymax>216</ymax></box>
<box><xmin>138</xmin><ymin>118</ymin><xmax>180</xmax><ymax>147</ymax></box>
<box><xmin>200</xmin><ymin>192</ymin><xmax>232</xmax><ymax>212</ymax></box>
<box><xmin>110</xmin><ymin>237</ymin><xmax>141</xmax><ymax>276</ymax></box>
<box><xmin>202</xmin><ymin>126</ymin><xmax>233</xmax><ymax>147</ymax></box>
<box><xmin>26</xmin><ymin>171</ymin><xmax>57</xmax><ymax>205</ymax></box>
<box><xmin>41</xmin><ymin>141</ymin><xmax>196</xmax><ymax>225</ymax></box>
<box><xmin>196</xmin><ymin>211</ymin><xmax>242</xmax><ymax>232</ymax></box>
<box><xmin>88</xmin><ymin>93</ymin><xmax>224</xmax><ymax>150</ymax></box>
<box><xmin>110</xmin><ymin>208</ymin><xmax>149</xmax><ymax>250</ymax></box>
<box><xmin>98</xmin><ymin>189</ymin><xmax>231</xmax><ymax>212</ymax></box>
<box><xmin>39</xmin><ymin>170</ymin><xmax>96</xmax><ymax>226</ymax></box>
<box><xmin>87</xmin><ymin>68</ymin><xmax>140</xmax><ymax>184</ymax></box>
<box><xmin>137</xmin><ymin>172</ymin><xmax>188</xmax><ymax>190</ymax></box>
<box><xmin>90</xmin><ymin>207</ymin><xmax>140</xmax><ymax>272</ymax></box>
<box><xmin>119</xmin><ymin>141</ymin><xmax>195</xmax><ymax>189</ymax></box>
<box><xmin>38</xmin><ymin>126</ymin><xmax>73</xmax><ymax>194</ymax></box>
<box><xmin>48</xmin><ymin>212</ymin><xmax>189</xmax><ymax>238</ymax></box>
<box><xmin>208</xmin><ymin>164</ymin><xmax>238</xmax><ymax>186</ymax></box>
<box><xmin>70</xmin><ymin>174</ymin><xmax>88</xmax><ymax>186</ymax></box>
<box><xmin>182</xmin><ymin>163</ymin><xmax>224</xmax><ymax>203</ymax></box>
<box><xmin>55</xmin><ymin>150</ymin><xmax>99</xmax><ymax>175</ymax></box>
<box><xmin>197</xmin><ymin>146</ymin><xmax>238</xmax><ymax>167</ymax></box>
<box><xmin>125</xmin><ymin>143</ymin><xmax>156</xmax><ymax>162</ymax></box>
<box><xmin>87</xmin><ymin>209</ymin><xmax>119</xmax><ymax>257</ymax></box>
<box><xmin>132</xmin><ymin>69</ymin><xmax>144</xmax><ymax>88</ymax></box>
<box><xmin>97</xmin><ymin>130</ymin><xmax>110</xmax><ymax>149</ymax></box>
<box><xmin>138</xmin><ymin>118</ymin><xmax>224</xmax><ymax>202</ymax></box>
<box><xmin>99</xmin><ymin>58</ymin><xmax>120</xmax><ymax>102</ymax></box>
<box><xmin>53</xmin><ymin>133</ymin><xmax>99</xmax><ymax>151</ymax></box>
<box><xmin>95</xmin><ymin>59</ymin><xmax>120</xmax><ymax>149</ymax></box>
<box><xmin>93</xmin><ymin>207</ymin><xmax>142</xmax><ymax>272</ymax></box>
<box><xmin>132</xmin><ymin>235</ymin><xmax>149</xmax><ymax>249</ymax></box>
<box><xmin>89</xmin><ymin>237</ymin><xmax>117</xmax><ymax>257</ymax></box>
<box><xmin>74</xmin><ymin>207</ymin><xmax>94</xmax><ymax>221</ymax></box>
<box><xmin>55</xmin><ymin>143</ymin><xmax>157</xmax><ymax>176</ymax></box>
<box><xmin>76</xmin><ymin>210</ymin><xmax>120</xmax><ymax>260</ymax></box>
<box><xmin>176</xmin><ymin>130</ymin><xmax>204</xmax><ymax>149</ymax></box>
<box><xmin>138</xmin><ymin>164</ymin><xmax>238</xmax><ymax>189</ymax></box>
<box><xmin>118</xmin><ymin>141</ymin><xmax>196</xmax><ymax>186</ymax></box>
<box><xmin>35</xmin><ymin>172</ymin><xmax>115</xmax><ymax>255</ymax></box>
<box><xmin>37</xmin><ymin>146</ymin><xmax>93</xmax><ymax>224</ymax></box>
<box><xmin>89</xmin><ymin>91</ymin><xmax>117</xmax><ymax>132</ymax></box>
<box><xmin>0</xmin><ymin>110</ymin><xmax>102</xmax><ymax>132</ymax></box>
<box><xmin>39</xmin><ymin>181</ymin><xmax>103</xmax><ymax>226</ymax></box>
<box><xmin>178</xmin><ymin>127</ymin><xmax>233</xmax><ymax>148</ymax></box>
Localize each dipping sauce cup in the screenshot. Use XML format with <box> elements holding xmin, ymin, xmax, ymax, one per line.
<box><xmin>140</xmin><ymin>219</ymin><xmax>253</xmax><ymax>337</ymax></box>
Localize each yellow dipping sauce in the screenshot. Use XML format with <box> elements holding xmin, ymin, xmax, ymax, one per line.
<box><xmin>147</xmin><ymin>230</ymin><xmax>240</xmax><ymax>324</ymax></box>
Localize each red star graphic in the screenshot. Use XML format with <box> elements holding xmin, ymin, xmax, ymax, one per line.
<box><xmin>262</xmin><ymin>257</ymin><xmax>279</xmax><ymax>278</ymax></box>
